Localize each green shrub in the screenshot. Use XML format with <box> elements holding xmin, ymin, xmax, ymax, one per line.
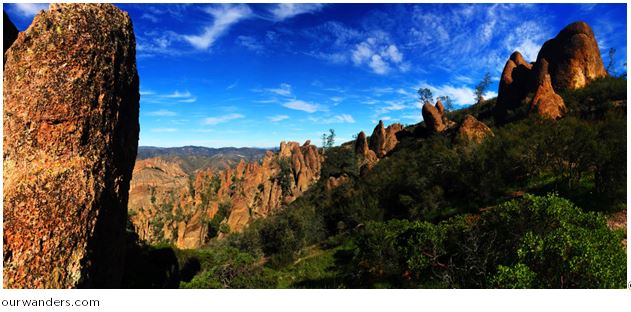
<box><xmin>320</xmin><ymin>147</ymin><xmax>359</xmax><ymax>179</ymax></box>
<box><xmin>349</xmin><ymin>194</ymin><xmax>626</xmax><ymax>288</ymax></box>
<box><xmin>489</xmin><ymin>264</ymin><xmax>536</xmax><ymax>288</ymax></box>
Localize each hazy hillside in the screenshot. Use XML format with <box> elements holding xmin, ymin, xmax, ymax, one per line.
<box><xmin>136</xmin><ymin>146</ymin><xmax>272</xmax><ymax>173</ymax></box>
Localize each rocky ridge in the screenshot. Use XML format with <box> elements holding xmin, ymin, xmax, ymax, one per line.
<box><xmin>128</xmin><ymin>140</ymin><xmax>323</xmax><ymax>249</ymax></box>
<box><xmin>3</xmin><ymin>4</ymin><xmax>139</xmax><ymax>288</ymax></box>
<box><xmin>353</xmin><ymin>120</ymin><xmax>405</xmax><ymax>176</ymax></box>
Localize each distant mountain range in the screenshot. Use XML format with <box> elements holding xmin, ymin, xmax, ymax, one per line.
<box><xmin>137</xmin><ymin>146</ymin><xmax>274</xmax><ymax>174</ymax></box>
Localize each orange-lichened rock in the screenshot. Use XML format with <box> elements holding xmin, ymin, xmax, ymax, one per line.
<box><xmin>369</xmin><ymin>120</ymin><xmax>387</xmax><ymax>157</ymax></box>
<box><xmin>368</xmin><ymin>121</ymin><xmax>404</xmax><ymax>157</ymax></box>
<box><xmin>457</xmin><ymin>115</ymin><xmax>494</xmax><ymax>143</ymax></box>
<box><xmin>355</xmin><ymin>131</ymin><xmax>370</xmax><ymax>156</ymax></box>
<box><xmin>531</xmin><ymin>72</ymin><xmax>566</xmax><ymax>119</ymax></box>
<box><xmin>422</xmin><ymin>101</ymin><xmax>447</xmax><ymax>133</ymax></box>
<box><xmin>3</xmin><ymin>4</ymin><xmax>139</xmax><ymax>288</ymax></box>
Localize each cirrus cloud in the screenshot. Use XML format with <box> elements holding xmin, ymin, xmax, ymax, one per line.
<box><xmin>203</xmin><ymin>113</ymin><xmax>245</xmax><ymax>125</ymax></box>
<box><xmin>283</xmin><ymin>100</ymin><xmax>319</xmax><ymax>113</ymax></box>
<box><xmin>182</xmin><ymin>4</ymin><xmax>252</xmax><ymax>50</ymax></box>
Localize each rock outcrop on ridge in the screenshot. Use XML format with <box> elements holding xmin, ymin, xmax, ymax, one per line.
<box><xmin>536</xmin><ymin>21</ymin><xmax>608</xmax><ymax>91</ymax></box>
<box><xmin>3</xmin><ymin>4</ymin><xmax>139</xmax><ymax>288</ymax></box>
<box><xmin>422</xmin><ymin>100</ymin><xmax>448</xmax><ymax>133</ymax></box>
<box><xmin>495</xmin><ymin>21</ymin><xmax>606</xmax><ymax>123</ymax></box>
<box><xmin>457</xmin><ymin>115</ymin><xmax>494</xmax><ymax>144</ymax></box>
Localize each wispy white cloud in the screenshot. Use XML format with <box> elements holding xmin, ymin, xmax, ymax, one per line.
<box><xmin>351</xmin><ymin>38</ymin><xmax>408</xmax><ymax>75</ymax></box>
<box><xmin>203</xmin><ymin>113</ymin><xmax>245</xmax><ymax>125</ymax></box>
<box><xmin>402</xmin><ymin>114</ymin><xmax>422</xmax><ymax>122</ymax></box>
<box><xmin>226</xmin><ymin>81</ymin><xmax>239</xmax><ymax>90</ymax></box>
<box><xmin>266</xmin><ymin>83</ymin><xmax>292</xmax><ymax>97</ymax></box>
<box><xmin>309</xmin><ymin>114</ymin><xmax>355</xmax><ymax>124</ymax></box>
<box><xmin>136</xmin><ymin>30</ymin><xmax>183</xmax><ymax>57</ymax></box>
<box><xmin>183</xmin><ymin>4</ymin><xmax>252</xmax><ymax>50</ymax></box>
<box><xmin>268</xmin><ymin>115</ymin><xmax>289</xmax><ymax>122</ymax></box>
<box><xmin>141</xmin><ymin>13</ymin><xmax>159</xmax><ymax>23</ymax></box>
<box><xmin>141</xmin><ymin>90</ymin><xmax>197</xmax><ymax>104</ymax></box>
<box><xmin>376</xmin><ymin>100</ymin><xmax>408</xmax><ymax>114</ymax></box>
<box><xmin>503</xmin><ymin>21</ymin><xmax>549</xmax><ymax>62</ymax></box>
<box><xmin>147</xmin><ymin>109</ymin><xmax>177</xmax><ymax>117</ymax></box>
<box><xmin>151</xmin><ymin>128</ymin><xmax>178</xmax><ymax>133</ymax></box>
<box><xmin>417</xmin><ymin>82</ymin><xmax>499</xmax><ymax>106</ymax></box>
<box><xmin>11</xmin><ymin>3</ymin><xmax>48</xmax><ymax>18</ymax></box>
<box><xmin>254</xmin><ymin>99</ymin><xmax>279</xmax><ymax>104</ymax></box>
<box><xmin>236</xmin><ymin>35</ymin><xmax>264</xmax><ymax>53</ymax></box>
<box><xmin>269</xmin><ymin>4</ymin><xmax>324</xmax><ymax>21</ymax></box>
<box><xmin>177</xmin><ymin>97</ymin><xmax>197</xmax><ymax>103</ymax></box>
<box><xmin>455</xmin><ymin>75</ymin><xmax>474</xmax><ymax>84</ymax></box>
<box><xmin>164</xmin><ymin>90</ymin><xmax>192</xmax><ymax>98</ymax></box>
<box><xmin>334</xmin><ymin>114</ymin><xmax>355</xmax><ymax>123</ymax></box>
<box><xmin>140</xmin><ymin>89</ymin><xmax>156</xmax><ymax>96</ymax></box>
<box><xmin>284</xmin><ymin>100</ymin><xmax>319</xmax><ymax>113</ymax></box>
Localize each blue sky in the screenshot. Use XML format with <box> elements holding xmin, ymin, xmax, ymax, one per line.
<box><xmin>4</xmin><ymin>3</ymin><xmax>627</xmax><ymax>148</ymax></box>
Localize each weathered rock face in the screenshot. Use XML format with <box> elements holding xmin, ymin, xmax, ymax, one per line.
<box><xmin>326</xmin><ymin>174</ymin><xmax>349</xmax><ymax>191</ymax></box>
<box><xmin>368</xmin><ymin>120</ymin><xmax>404</xmax><ymax>157</ymax></box>
<box><xmin>3</xmin><ymin>4</ymin><xmax>139</xmax><ymax>288</ymax></box>
<box><xmin>369</xmin><ymin>120</ymin><xmax>387</xmax><ymax>157</ymax></box>
<box><xmin>383</xmin><ymin>123</ymin><xmax>404</xmax><ymax>155</ymax></box>
<box><xmin>495</xmin><ymin>51</ymin><xmax>536</xmax><ymax>122</ymax></box>
<box><xmin>435</xmin><ymin>99</ymin><xmax>445</xmax><ymax>115</ymax></box>
<box><xmin>537</xmin><ymin>21</ymin><xmax>607</xmax><ymax>91</ymax></box>
<box><xmin>531</xmin><ymin>72</ymin><xmax>566</xmax><ymax>119</ymax></box>
<box><xmin>3</xmin><ymin>12</ymin><xmax>18</xmax><ymax>64</ymax></box>
<box><xmin>353</xmin><ymin>122</ymin><xmax>403</xmax><ymax>176</ymax></box>
<box><xmin>354</xmin><ymin>131</ymin><xmax>370</xmax><ymax>156</ymax></box>
<box><xmin>422</xmin><ymin>101</ymin><xmax>446</xmax><ymax>133</ymax></box>
<box><xmin>457</xmin><ymin>115</ymin><xmax>494</xmax><ymax>143</ymax></box>
<box><xmin>128</xmin><ymin>140</ymin><xmax>324</xmax><ymax>248</ymax></box>
<box><xmin>128</xmin><ymin>158</ymin><xmax>189</xmax><ymax>244</ymax></box>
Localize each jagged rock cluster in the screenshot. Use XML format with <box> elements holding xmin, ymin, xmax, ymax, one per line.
<box><xmin>422</xmin><ymin>99</ymin><xmax>458</xmax><ymax>133</ymax></box>
<box><xmin>128</xmin><ymin>140</ymin><xmax>323</xmax><ymax>249</ymax></box>
<box><xmin>353</xmin><ymin>120</ymin><xmax>404</xmax><ymax>175</ymax></box>
<box><xmin>495</xmin><ymin>21</ymin><xmax>607</xmax><ymax>122</ymax></box>
<box><xmin>3</xmin><ymin>4</ymin><xmax>139</xmax><ymax>288</ymax></box>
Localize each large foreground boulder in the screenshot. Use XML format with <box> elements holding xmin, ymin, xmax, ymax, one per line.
<box><xmin>3</xmin><ymin>4</ymin><xmax>139</xmax><ymax>288</ymax></box>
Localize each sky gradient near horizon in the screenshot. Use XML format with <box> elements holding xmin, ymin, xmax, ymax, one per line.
<box><xmin>4</xmin><ymin>3</ymin><xmax>627</xmax><ymax>148</ymax></box>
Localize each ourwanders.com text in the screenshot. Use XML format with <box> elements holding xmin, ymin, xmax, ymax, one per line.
<box><xmin>1</xmin><ymin>297</ymin><xmax>99</xmax><ymax>308</ymax></box>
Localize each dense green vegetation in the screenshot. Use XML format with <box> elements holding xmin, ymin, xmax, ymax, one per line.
<box><xmin>125</xmin><ymin>76</ymin><xmax>626</xmax><ymax>289</ymax></box>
